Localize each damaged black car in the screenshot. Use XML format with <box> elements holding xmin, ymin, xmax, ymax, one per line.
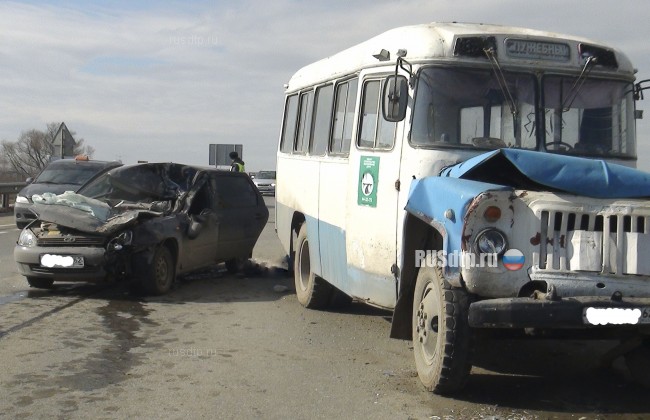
<box><xmin>14</xmin><ymin>163</ymin><xmax>269</xmax><ymax>295</ymax></box>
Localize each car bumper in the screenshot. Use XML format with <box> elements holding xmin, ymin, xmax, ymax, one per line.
<box><xmin>14</xmin><ymin>202</ymin><xmax>36</xmax><ymax>226</ymax></box>
<box><xmin>254</xmin><ymin>185</ymin><xmax>275</xmax><ymax>195</ymax></box>
<box><xmin>469</xmin><ymin>296</ymin><xmax>650</xmax><ymax>330</ymax></box>
<box><xmin>14</xmin><ymin>245</ymin><xmax>108</xmax><ymax>281</ymax></box>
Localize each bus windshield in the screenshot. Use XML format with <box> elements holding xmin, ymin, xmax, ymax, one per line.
<box><xmin>411</xmin><ymin>67</ymin><xmax>537</xmax><ymax>150</ymax></box>
<box><xmin>542</xmin><ymin>76</ymin><xmax>636</xmax><ymax>158</ymax></box>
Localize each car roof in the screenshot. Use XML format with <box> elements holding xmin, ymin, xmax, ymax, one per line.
<box><xmin>44</xmin><ymin>159</ymin><xmax>122</xmax><ymax>170</ymax></box>
<box><xmin>98</xmin><ymin>162</ymin><xmax>251</xmax><ymax>178</ymax></box>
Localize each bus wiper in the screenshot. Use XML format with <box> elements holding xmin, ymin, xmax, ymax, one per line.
<box><xmin>561</xmin><ymin>55</ymin><xmax>597</xmax><ymax>111</ymax></box>
<box><xmin>484</xmin><ymin>47</ymin><xmax>518</xmax><ymax>138</ymax></box>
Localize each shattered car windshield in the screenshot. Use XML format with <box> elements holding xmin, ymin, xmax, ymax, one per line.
<box><xmin>79</xmin><ymin>163</ymin><xmax>198</xmax><ymax>203</ymax></box>
<box><xmin>542</xmin><ymin>76</ymin><xmax>636</xmax><ymax>158</ymax></box>
<box><xmin>411</xmin><ymin>67</ymin><xmax>537</xmax><ymax>150</ymax></box>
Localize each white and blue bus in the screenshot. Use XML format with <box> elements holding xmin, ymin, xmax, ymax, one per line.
<box><xmin>276</xmin><ymin>22</ymin><xmax>650</xmax><ymax>393</ymax></box>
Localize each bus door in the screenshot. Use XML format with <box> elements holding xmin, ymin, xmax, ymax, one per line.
<box><xmin>316</xmin><ymin>79</ymin><xmax>356</xmax><ymax>290</ymax></box>
<box><xmin>345</xmin><ymin>77</ymin><xmax>403</xmax><ymax>308</ymax></box>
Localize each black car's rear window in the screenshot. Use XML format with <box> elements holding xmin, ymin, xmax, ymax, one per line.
<box><xmin>216</xmin><ymin>176</ymin><xmax>258</xmax><ymax>208</ymax></box>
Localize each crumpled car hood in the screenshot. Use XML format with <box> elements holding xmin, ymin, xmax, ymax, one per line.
<box><xmin>30</xmin><ymin>193</ymin><xmax>164</xmax><ymax>236</ymax></box>
<box><xmin>26</xmin><ymin>162</ymin><xmax>195</xmax><ymax>235</ymax></box>
<box><xmin>440</xmin><ymin>149</ymin><xmax>650</xmax><ymax>199</ymax></box>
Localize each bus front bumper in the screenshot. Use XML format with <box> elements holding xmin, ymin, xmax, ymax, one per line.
<box><xmin>468</xmin><ymin>296</ymin><xmax>650</xmax><ymax>329</ymax></box>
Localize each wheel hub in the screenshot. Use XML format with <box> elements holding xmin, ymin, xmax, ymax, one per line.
<box><xmin>298</xmin><ymin>240</ymin><xmax>310</xmax><ymax>291</ymax></box>
<box><xmin>155</xmin><ymin>256</ymin><xmax>168</xmax><ymax>285</ymax></box>
<box><xmin>415</xmin><ymin>284</ymin><xmax>440</xmax><ymax>363</ymax></box>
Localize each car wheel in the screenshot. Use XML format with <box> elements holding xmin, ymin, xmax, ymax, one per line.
<box><xmin>412</xmin><ymin>265</ymin><xmax>472</xmax><ymax>394</ymax></box>
<box><xmin>225</xmin><ymin>257</ymin><xmax>247</xmax><ymax>274</ymax></box>
<box><xmin>141</xmin><ymin>246</ymin><xmax>175</xmax><ymax>295</ymax></box>
<box><xmin>26</xmin><ymin>277</ymin><xmax>54</xmax><ymax>289</ymax></box>
<box><xmin>294</xmin><ymin>223</ymin><xmax>332</xmax><ymax>309</ymax></box>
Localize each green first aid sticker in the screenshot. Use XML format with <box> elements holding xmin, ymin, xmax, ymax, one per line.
<box><xmin>358</xmin><ymin>156</ymin><xmax>379</xmax><ymax>207</ymax></box>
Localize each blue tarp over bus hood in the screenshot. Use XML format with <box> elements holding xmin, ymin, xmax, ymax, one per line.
<box><xmin>440</xmin><ymin>149</ymin><xmax>650</xmax><ymax>199</ymax></box>
<box><xmin>404</xmin><ymin>149</ymin><xmax>650</xmax><ymax>277</ymax></box>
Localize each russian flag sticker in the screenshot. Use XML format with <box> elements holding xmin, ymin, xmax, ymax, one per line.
<box><xmin>503</xmin><ymin>249</ymin><xmax>525</xmax><ymax>271</ymax></box>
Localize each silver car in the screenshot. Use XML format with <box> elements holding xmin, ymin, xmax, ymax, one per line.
<box><xmin>252</xmin><ymin>171</ymin><xmax>276</xmax><ymax>196</ymax></box>
<box><xmin>14</xmin><ymin>158</ymin><xmax>121</xmax><ymax>228</ymax></box>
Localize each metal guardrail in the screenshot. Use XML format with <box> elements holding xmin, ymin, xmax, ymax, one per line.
<box><xmin>0</xmin><ymin>182</ymin><xmax>26</xmax><ymax>211</ymax></box>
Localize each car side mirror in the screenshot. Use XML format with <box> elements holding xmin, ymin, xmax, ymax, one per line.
<box><xmin>382</xmin><ymin>75</ymin><xmax>408</xmax><ymax>122</ymax></box>
<box><xmin>187</xmin><ymin>215</ymin><xmax>204</xmax><ymax>240</ymax></box>
<box><xmin>25</xmin><ymin>177</ymin><xmax>33</xmax><ymax>184</ymax></box>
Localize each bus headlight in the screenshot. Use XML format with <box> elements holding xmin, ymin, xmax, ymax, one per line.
<box><xmin>18</xmin><ymin>229</ymin><xmax>36</xmax><ymax>247</ymax></box>
<box><xmin>474</xmin><ymin>229</ymin><xmax>507</xmax><ymax>256</ymax></box>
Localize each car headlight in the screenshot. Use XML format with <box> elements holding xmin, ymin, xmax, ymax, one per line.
<box><xmin>474</xmin><ymin>228</ymin><xmax>507</xmax><ymax>256</ymax></box>
<box><xmin>271</xmin><ymin>183</ymin><xmax>276</xmax><ymax>187</ymax></box>
<box><xmin>18</xmin><ymin>229</ymin><xmax>36</xmax><ymax>247</ymax></box>
<box><xmin>108</xmin><ymin>230</ymin><xmax>133</xmax><ymax>251</ymax></box>
<box><xmin>15</xmin><ymin>195</ymin><xmax>29</xmax><ymax>204</ymax></box>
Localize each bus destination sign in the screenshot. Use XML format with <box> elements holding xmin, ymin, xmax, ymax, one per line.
<box><xmin>505</xmin><ymin>39</ymin><xmax>571</xmax><ymax>62</ymax></box>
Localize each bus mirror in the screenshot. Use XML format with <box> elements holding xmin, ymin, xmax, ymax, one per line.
<box><xmin>383</xmin><ymin>75</ymin><xmax>408</xmax><ymax>122</ymax></box>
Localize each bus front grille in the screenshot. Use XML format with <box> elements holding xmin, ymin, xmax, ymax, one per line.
<box><xmin>534</xmin><ymin>209</ymin><xmax>650</xmax><ymax>275</ymax></box>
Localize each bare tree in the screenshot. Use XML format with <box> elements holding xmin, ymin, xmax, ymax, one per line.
<box><xmin>2</xmin><ymin>129</ymin><xmax>53</xmax><ymax>179</ymax></box>
<box><xmin>0</xmin><ymin>122</ymin><xmax>95</xmax><ymax>179</ymax></box>
<box><xmin>0</xmin><ymin>147</ymin><xmax>22</xmax><ymax>182</ymax></box>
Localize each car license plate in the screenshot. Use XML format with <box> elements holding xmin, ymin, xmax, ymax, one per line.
<box><xmin>40</xmin><ymin>254</ymin><xmax>84</xmax><ymax>268</ymax></box>
<box><xmin>583</xmin><ymin>307</ymin><xmax>649</xmax><ymax>325</ymax></box>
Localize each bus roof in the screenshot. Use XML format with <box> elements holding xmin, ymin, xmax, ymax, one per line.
<box><xmin>286</xmin><ymin>22</ymin><xmax>635</xmax><ymax>92</ymax></box>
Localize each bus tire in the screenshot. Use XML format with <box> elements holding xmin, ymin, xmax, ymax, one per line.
<box><xmin>412</xmin><ymin>265</ymin><xmax>472</xmax><ymax>394</ymax></box>
<box><xmin>329</xmin><ymin>287</ymin><xmax>352</xmax><ymax>308</ymax></box>
<box><xmin>294</xmin><ymin>224</ymin><xmax>332</xmax><ymax>309</ymax></box>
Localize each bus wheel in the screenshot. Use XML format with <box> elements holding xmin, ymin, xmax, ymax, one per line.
<box><xmin>412</xmin><ymin>265</ymin><xmax>472</xmax><ymax>394</ymax></box>
<box><xmin>294</xmin><ymin>224</ymin><xmax>332</xmax><ymax>309</ymax></box>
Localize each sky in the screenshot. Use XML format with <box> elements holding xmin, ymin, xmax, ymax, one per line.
<box><xmin>1</xmin><ymin>0</ymin><xmax>650</xmax><ymax>172</ymax></box>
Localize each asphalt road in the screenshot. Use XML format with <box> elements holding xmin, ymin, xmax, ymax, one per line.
<box><xmin>1</xmin><ymin>201</ymin><xmax>650</xmax><ymax>419</ymax></box>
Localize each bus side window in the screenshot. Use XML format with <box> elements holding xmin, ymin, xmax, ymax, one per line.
<box><xmin>295</xmin><ymin>91</ymin><xmax>314</xmax><ymax>154</ymax></box>
<box><xmin>331</xmin><ymin>77</ymin><xmax>358</xmax><ymax>155</ymax></box>
<box><xmin>311</xmin><ymin>84</ymin><xmax>334</xmax><ymax>156</ymax></box>
<box><xmin>280</xmin><ymin>94</ymin><xmax>298</xmax><ymax>153</ymax></box>
<box><xmin>358</xmin><ymin>79</ymin><xmax>397</xmax><ymax>149</ymax></box>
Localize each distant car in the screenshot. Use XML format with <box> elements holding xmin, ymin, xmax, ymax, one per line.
<box><xmin>252</xmin><ymin>170</ymin><xmax>276</xmax><ymax>196</ymax></box>
<box><xmin>14</xmin><ymin>162</ymin><xmax>269</xmax><ymax>295</ymax></box>
<box><xmin>14</xmin><ymin>157</ymin><xmax>122</xmax><ymax>228</ymax></box>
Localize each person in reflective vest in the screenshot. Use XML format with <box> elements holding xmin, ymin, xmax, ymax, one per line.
<box><xmin>229</xmin><ymin>151</ymin><xmax>245</xmax><ymax>172</ymax></box>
